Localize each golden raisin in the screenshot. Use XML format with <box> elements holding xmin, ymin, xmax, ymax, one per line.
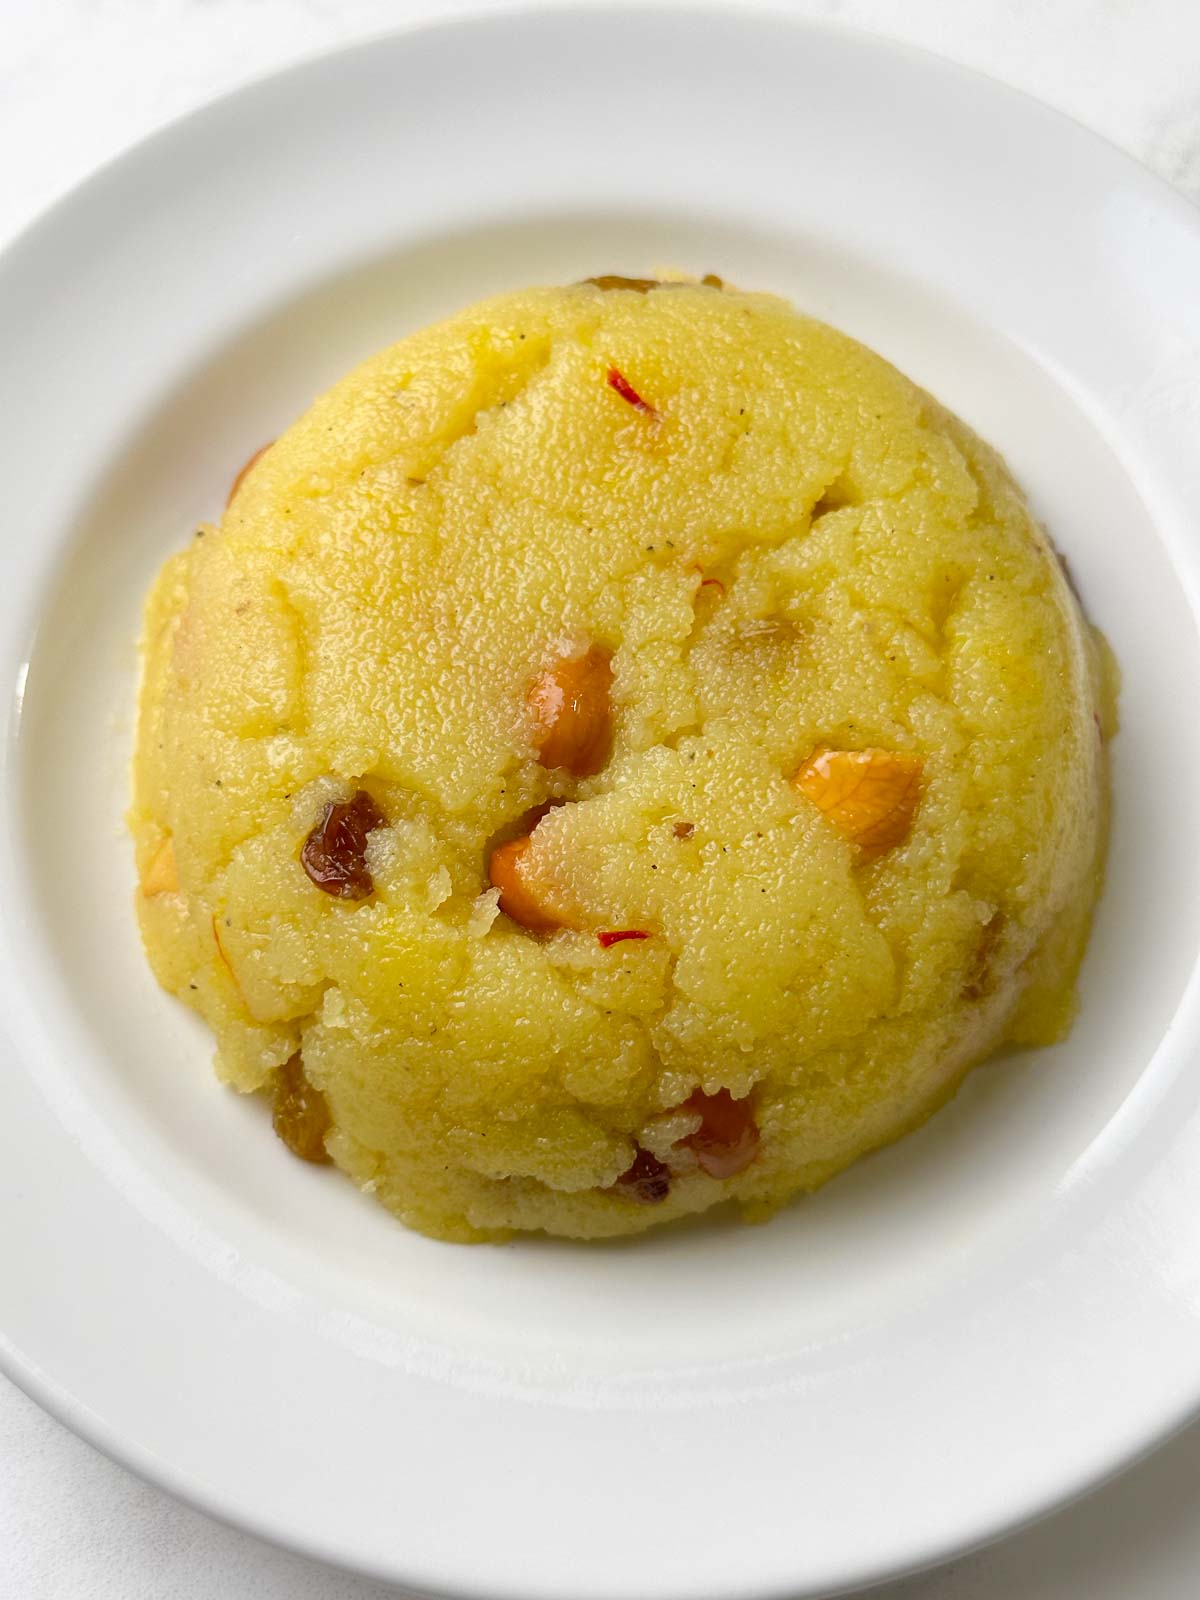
<box><xmin>141</xmin><ymin>837</ymin><xmax>179</xmax><ymax>896</ymax></box>
<box><xmin>682</xmin><ymin>1088</ymin><xmax>759</xmax><ymax>1178</ymax></box>
<box><xmin>793</xmin><ymin>747</ymin><xmax>922</xmax><ymax>862</ymax></box>
<box><xmin>226</xmin><ymin>441</ymin><xmax>273</xmax><ymax>508</ymax></box>
<box><xmin>582</xmin><ymin>275</ymin><xmax>724</xmax><ymax>293</ymax></box>
<box><xmin>528</xmin><ymin>646</ymin><xmax>614</xmax><ymax>777</ymax></box>
<box><xmin>613</xmin><ymin>1146</ymin><xmax>671</xmax><ymax>1203</ymax></box>
<box><xmin>301</xmin><ymin>790</ymin><xmax>385</xmax><ymax>900</ymax></box>
<box><xmin>488</xmin><ymin>836</ymin><xmax>566</xmax><ymax>932</ymax></box>
<box><xmin>272</xmin><ymin>1055</ymin><xmax>333</xmax><ymax>1164</ymax></box>
<box><xmin>583</xmin><ymin>275</ymin><xmax>661</xmax><ymax>292</ymax></box>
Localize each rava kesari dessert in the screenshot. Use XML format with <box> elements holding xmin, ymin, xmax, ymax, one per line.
<box><xmin>131</xmin><ymin>278</ymin><xmax>1109</xmax><ymax>1240</ymax></box>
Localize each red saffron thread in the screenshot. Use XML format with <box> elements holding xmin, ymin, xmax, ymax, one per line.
<box><xmin>606</xmin><ymin>365</ymin><xmax>659</xmax><ymax>418</ymax></box>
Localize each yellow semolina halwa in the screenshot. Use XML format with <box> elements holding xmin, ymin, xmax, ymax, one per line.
<box><xmin>130</xmin><ymin>279</ymin><xmax>1110</xmax><ymax>1241</ymax></box>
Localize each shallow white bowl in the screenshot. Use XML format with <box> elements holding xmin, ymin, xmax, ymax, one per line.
<box><xmin>2</xmin><ymin>8</ymin><xmax>1200</xmax><ymax>1598</ymax></box>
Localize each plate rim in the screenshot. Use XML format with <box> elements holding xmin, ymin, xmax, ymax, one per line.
<box><xmin>3</xmin><ymin>6</ymin><xmax>1200</xmax><ymax>1598</ymax></box>
<box><xmin>6</xmin><ymin>0</ymin><xmax>1200</xmax><ymax>270</ymax></box>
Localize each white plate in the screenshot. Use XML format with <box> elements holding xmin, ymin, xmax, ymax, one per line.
<box><xmin>2</xmin><ymin>8</ymin><xmax>1200</xmax><ymax>1598</ymax></box>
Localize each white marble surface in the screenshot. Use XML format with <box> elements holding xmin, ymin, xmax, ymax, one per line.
<box><xmin>2</xmin><ymin>1</ymin><xmax>1200</xmax><ymax>1596</ymax></box>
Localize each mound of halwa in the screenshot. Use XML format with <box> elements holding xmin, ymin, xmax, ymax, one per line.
<box><xmin>130</xmin><ymin>279</ymin><xmax>1109</xmax><ymax>1241</ymax></box>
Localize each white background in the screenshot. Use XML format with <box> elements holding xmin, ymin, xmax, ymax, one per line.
<box><xmin>2</xmin><ymin>1</ymin><xmax>1200</xmax><ymax>1596</ymax></box>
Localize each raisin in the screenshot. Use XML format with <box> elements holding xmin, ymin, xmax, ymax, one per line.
<box><xmin>583</xmin><ymin>275</ymin><xmax>660</xmax><ymax>292</ymax></box>
<box><xmin>272</xmin><ymin>1055</ymin><xmax>333</xmax><ymax>1164</ymax></box>
<box><xmin>614</xmin><ymin>1145</ymin><xmax>671</xmax><ymax>1203</ymax></box>
<box><xmin>581</xmin><ymin>274</ymin><xmax>724</xmax><ymax>292</ymax></box>
<box><xmin>301</xmin><ymin>790</ymin><xmax>385</xmax><ymax>899</ymax></box>
<box><xmin>682</xmin><ymin>1088</ymin><xmax>759</xmax><ymax>1179</ymax></box>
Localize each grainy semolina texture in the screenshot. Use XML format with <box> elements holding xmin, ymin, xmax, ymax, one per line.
<box><xmin>131</xmin><ymin>281</ymin><xmax>1110</xmax><ymax>1241</ymax></box>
